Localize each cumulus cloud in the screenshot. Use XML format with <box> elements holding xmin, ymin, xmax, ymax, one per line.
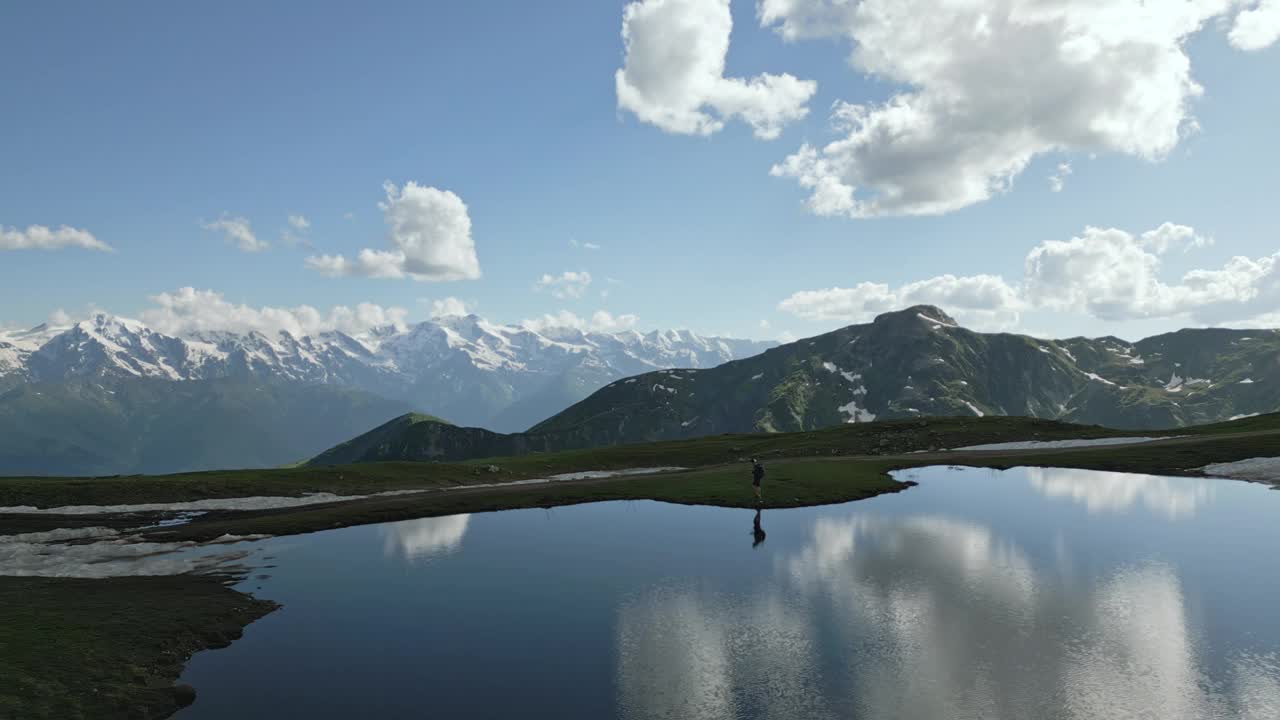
<box><xmin>0</xmin><ymin>224</ymin><xmax>113</xmax><ymax>252</ymax></box>
<box><xmin>569</xmin><ymin>238</ymin><xmax>602</xmax><ymax>250</ymax></box>
<box><xmin>780</xmin><ymin>274</ymin><xmax>1024</xmax><ymax>330</ymax></box>
<box><xmin>426</xmin><ymin>296</ymin><xmax>470</xmax><ymax>318</ymax></box>
<box><xmin>615</xmin><ymin>0</ymin><xmax>816</xmax><ymax>140</ymax></box>
<box><xmin>202</xmin><ymin>215</ymin><xmax>267</xmax><ymax>253</ymax></box>
<box><xmin>536</xmin><ymin>271</ymin><xmax>593</xmax><ymax>299</ymax></box>
<box><xmin>762</xmin><ymin>0</ymin><xmax>1275</xmax><ymax>218</ymax></box>
<box><xmin>781</xmin><ymin>222</ymin><xmax>1280</xmax><ymax>330</ymax></box>
<box><xmin>521</xmin><ymin>309</ymin><xmax>640</xmax><ymax>333</ymax></box>
<box><xmin>1230</xmin><ymin>0</ymin><xmax>1280</xmax><ymax>50</ymax></box>
<box><xmin>48</xmin><ymin>309</ymin><xmax>72</xmax><ymax>326</ymax></box>
<box><xmin>287</xmin><ymin>214</ymin><xmax>310</xmax><ymax>231</ymax></box>
<box><xmin>306</xmin><ymin>181</ymin><xmax>481</xmax><ymax>282</ymax></box>
<box><xmin>140</xmin><ymin>287</ymin><xmax>408</xmax><ymax>338</ymax></box>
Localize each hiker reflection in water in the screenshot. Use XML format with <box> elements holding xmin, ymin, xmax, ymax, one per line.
<box><xmin>752</xmin><ymin>509</ymin><xmax>767</xmax><ymax>548</ymax></box>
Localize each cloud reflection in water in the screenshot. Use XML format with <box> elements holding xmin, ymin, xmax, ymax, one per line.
<box><xmin>615</xmin><ymin>506</ymin><xmax>1279</xmax><ymax>719</ymax></box>
<box><xmin>1026</xmin><ymin>467</ymin><xmax>1215</xmax><ymax>519</ymax></box>
<box><xmin>380</xmin><ymin>514</ymin><xmax>470</xmax><ymax>561</ymax></box>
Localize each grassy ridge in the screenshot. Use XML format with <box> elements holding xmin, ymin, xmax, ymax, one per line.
<box><xmin>1</xmin><ymin>415</ymin><xmax>1153</xmax><ymax>508</ymax></box>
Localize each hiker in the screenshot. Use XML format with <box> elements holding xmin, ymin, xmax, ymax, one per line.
<box><xmin>752</xmin><ymin>509</ymin><xmax>766</xmax><ymax>548</ymax></box>
<box><xmin>751</xmin><ymin>458</ymin><xmax>765</xmax><ymax>501</ymax></box>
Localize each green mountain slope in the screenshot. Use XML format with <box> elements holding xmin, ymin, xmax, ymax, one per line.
<box><xmin>307</xmin><ymin>305</ymin><xmax>1280</xmax><ymax>466</ymax></box>
<box><xmin>530</xmin><ymin>306</ymin><xmax>1280</xmax><ymax>444</ymax></box>
<box><xmin>0</xmin><ymin>378</ymin><xmax>416</xmax><ymax>476</ymax></box>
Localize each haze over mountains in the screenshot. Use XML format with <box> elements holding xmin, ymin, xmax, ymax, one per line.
<box><xmin>0</xmin><ymin>313</ymin><xmax>772</xmax><ymax>475</ymax></box>
<box><xmin>312</xmin><ymin>306</ymin><xmax>1280</xmax><ymax>465</ymax></box>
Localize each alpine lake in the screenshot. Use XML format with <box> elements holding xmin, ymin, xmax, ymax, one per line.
<box><xmin>167</xmin><ymin>465</ymin><xmax>1280</xmax><ymax>719</ymax></box>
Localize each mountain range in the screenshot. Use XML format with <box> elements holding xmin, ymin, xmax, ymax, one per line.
<box><xmin>311</xmin><ymin>306</ymin><xmax>1279</xmax><ymax>465</ymax></box>
<box><xmin>0</xmin><ymin>313</ymin><xmax>772</xmax><ymax>475</ymax></box>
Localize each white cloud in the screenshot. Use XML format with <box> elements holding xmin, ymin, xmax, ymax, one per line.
<box><xmin>1230</xmin><ymin>0</ymin><xmax>1280</xmax><ymax>50</ymax></box>
<box><xmin>536</xmin><ymin>270</ymin><xmax>593</xmax><ymax>299</ymax></box>
<box><xmin>569</xmin><ymin>238</ymin><xmax>602</xmax><ymax>250</ymax></box>
<box><xmin>281</xmin><ymin>214</ymin><xmax>314</xmax><ymax>249</ymax></box>
<box><xmin>306</xmin><ymin>181</ymin><xmax>481</xmax><ymax>282</ymax></box>
<box><xmin>0</xmin><ymin>224</ymin><xmax>113</xmax><ymax>252</ymax></box>
<box><xmin>140</xmin><ymin>287</ymin><xmax>408</xmax><ymax>338</ymax></box>
<box><xmin>426</xmin><ymin>296</ymin><xmax>470</xmax><ymax>318</ymax></box>
<box><xmin>763</xmin><ymin>0</ymin><xmax>1272</xmax><ymax>218</ymax></box>
<box><xmin>780</xmin><ymin>274</ymin><xmax>1024</xmax><ymax>330</ymax></box>
<box><xmin>615</xmin><ymin>0</ymin><xmax>816</xmax><ymax>140</ymax></box>
<box><xmin>521</xmin><ymin>309</ymin><xmax>640</xmax><ymax>333</ymax></box>
<box><xmin>202</xmin><ymin>215</ymin><xmax>267</xmax><ymax>253</ymax></box>
<box><xmin>48</xmin><ymin>309</ymin><xmax>72</xmax><ymax>325</ymax></box>
<box><xmin>781</xmin><ymin>222</ymin><xmax>1280</xmax><ymax>330</ymax></box>
<box><xmin>343</xmin><ymin>212</ymin><xmax>355</xmax><ymax>221</ymax></box>
<box><xmin>1048</xmin><ymin>163</ymin><xmax>1073</xmax><ymax>193</ymax></box>
<box><xmin>1024</xmin><ymin>223</ymin><xmax>1224</xmax><ymax>320</ymax></box>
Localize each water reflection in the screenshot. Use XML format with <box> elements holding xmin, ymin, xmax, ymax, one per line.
<box><xmin>1026</xmin><ymin>467</ymin><xmax>1215</xmax><ymax>519</ymax></box>
<box><xmin>380</xmin><ymin>514</ymin><xmax>470</xmax><ymax>561</ymax></box>
<box><xmin>751</xmin><ymin>510</ymin><xmax>766</xmax><ymax>548</ymax></box>
<box><xmin>617</xmin><ymin>505</ymin><xmax>1279</xmax><ymax>719</ymax></box>
<box><xmin>617</xmin><ymin>587</ymin><xmax>828</xmax><ymax>719</ymax></box>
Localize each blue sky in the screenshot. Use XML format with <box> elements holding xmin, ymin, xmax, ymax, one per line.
<box><xmin>2</xmin><ymin>0</ymin><xmax>1278</xmax><ymax>341</ymax></box>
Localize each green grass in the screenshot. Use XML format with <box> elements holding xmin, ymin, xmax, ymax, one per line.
<box><xmin>0</xmin><ymin>574</ymin><xmax>276</xmax><ymax>720</ymax></box>
<box><xmin>0</xmin><ymin>414</ymin><xmax>1178</xmax><ymax>508</ymax></box>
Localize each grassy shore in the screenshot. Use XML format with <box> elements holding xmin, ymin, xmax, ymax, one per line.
<box><xmin>3</xmin><ymin>413</ymin><xmax>1279</xmax><ymax>718</ymax></box>
<box><xmin>0</xmin><ymin>574</ymin><xmax>277</xmax><ymax>720</ymax></box>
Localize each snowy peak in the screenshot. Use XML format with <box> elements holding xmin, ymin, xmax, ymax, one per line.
<box><xmin>0</xmin><ymin>313</ymin><xmax>775</xmax><ymax>430</ymax></box>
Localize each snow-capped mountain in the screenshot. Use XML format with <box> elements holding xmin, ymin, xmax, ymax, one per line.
<box><xmin>0</xmin><ymin>313</ymin><xmax>775</xmax><ymax>431</ymax></box>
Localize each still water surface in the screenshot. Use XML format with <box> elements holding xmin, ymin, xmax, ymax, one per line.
<box><xmin>179</xmin><ymin>466</ymin><xmax>1280</xmax><ymax>719</ymax></box>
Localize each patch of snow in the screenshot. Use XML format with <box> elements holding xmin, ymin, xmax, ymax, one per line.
<box><xmin>1229</xmin><ymin>413</ymin><xmax>1261</xmax><ymax>421</ymax></box>
<box><xmin>957</xmin><ymin>380</ymin><xmax>969</xmax><ymax>386</ymax></box>
<box><xmin>1198</xmin><ymin>457</ymin><xmax>1280</xmax><ymax>484</ymax></box>
<box><xmin>0</xmin><ymin>489</ymin><xmax>428</xmax><ymax>515</ymax></box>
<box><xmin>624</xmin><ymin>378</ymin><xmax>637</xmax><ymax>383</ymax></box>
<box><xmin>822</xmin><ymin>361</ymin><xmax>837</xmax><ymax>373</ymax></box>
<box><xmin>918</xmin><ymin>313</ymin><xmax>958</xmax><ymax>329</ymax></box>
<box><xmin>953</xmin><ymin>437</ymin><xmax>1168</xmax><ymax>452</ymax></box>
<box><xmin>1060</xmin><ymin>347</ymin><xmax>1077</xmax><ymax>362</ymax></box>
<box><xmin>680</xmin><ymin>418</ymin><xmax>698</xmax><ymax>428</ymax></box>
<box><xmin>1037</xmin><ymin>346</ymin><xmax>1052</xmax><ymax>355</ymax></box>
<box><xmin>750</xmin><ymin>373</ymin><xmax>764</xmax><ymax>381</ymax></box>
<box><xmin>1239</xmin><ymin>378</ymin><xmax>1255</xmax><ymax>384</ymax></box>
<box><xmin>838</xmin><ymin>399</ymin><xmax>876</xmax><ymax>423</ymax></box>
<box><xmin>962</xmin><ymin>401</ymin><xmax>984</xmax><ymax>417</ymax></box>
<box><xmin>1084</xmin><ymin>372</ymin><xmax>1117</xmax><ymax>386</ymax></box>
<box><xmin>1165</xmin><ymin>373</ymin><xmax>1184</xmax><ymax>391</ymax></box>
<box><xmin>652</xmin><ymin>384</ymin><xmax>677</xmax><ymax>394</ymax></box>
<box><xmin>0</xmin><ymin>527</ymin><xmax>270</xmax><ymax>578</ymax></box>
